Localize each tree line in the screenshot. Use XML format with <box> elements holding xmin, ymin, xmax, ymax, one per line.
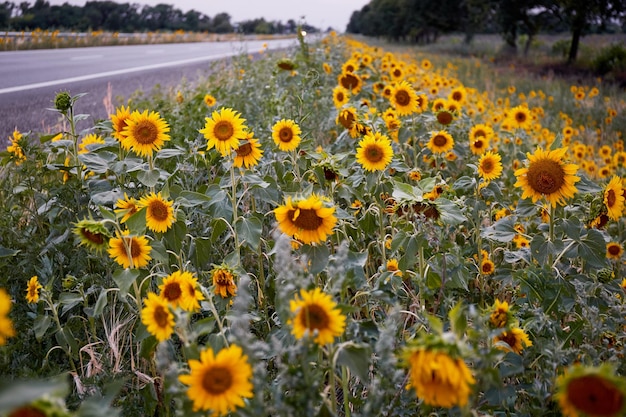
<box><xmin>347</xmin><ymin>0</ymin><xmax>626</xmax><ymax>62</ymax></box>
<box><xmin>0</xmin><ymin>0</ymin><xmax>318</xmax><ymax>35</ymax></box>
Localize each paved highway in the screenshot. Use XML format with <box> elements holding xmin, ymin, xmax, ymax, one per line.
<box><xmin>0</xmin><ymin>37</ymin><xmax>298</xmax><ymax>144</ymax></box>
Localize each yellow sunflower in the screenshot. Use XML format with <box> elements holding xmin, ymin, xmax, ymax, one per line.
<box><xmin>288</xmin><ymin>287</ymin><xmax>346</xmax><ymax>345</ymax></box>
<box><xmin>478</xmin><ymin>151</ymin><xmax>503</xmax><ymax>182</ymax></box>
<box><xmin>121</xmin><ymin>110</ymin><xmax>171</xmax><ymax>158</ymax></box>
<box><xmin>405</xmin><ymin>348</ymin><xmax>475</xmax><ymax>408</ymax></box>
<box><xmin>606</xmin><ymin>242</ymin><xmax>623</xmax><ymax>260</ymax></box>
<box><xmin>108</xmin><ymin>231</ymin><xmax>152</xmax><ymax>269</ymax></box>
<box><xmin>274</xmin><ymin>194</ymin><xmax>338</xmax><ymax>245</ymax></box>
<box><xmin>272</xmin><ymin>119</ymin><xmax>302</xmax><ymax>152</ymax></box>
<box><xmin>233</xmin><ymin>133</ymin><xmax>263</xmax><ymax>169</ymax></box>
<box><xmin>181</xmin><ymin>272</ymin><xmax>204</xmax><ymax>312</ymax></box>
<box><xmin>159</xmin><ymin>270</ymin><xmax>194</xmax><ymax>310</ymax></box>
<box><xmin>336</xmin><ymin>107</ymin><xmax>357</xmax><ymax>130</ymax></box>
<box><xmin>73</xmin><ymin>219</ymin><xmax>110</xmax><ymax>253</ymax></box>
<box><xmin>110</xmin><ymin>105</ymin><xmax>131</xmax><ymax>142</ymax></box>
<box><xmin>211</xmin><ymin>266</ymin><xmax>237</xmax><ymax>298</ymax></box>
<box><xmin>0</xmin><ymin>288</ymin><xmax>15</xmax><ymax>346</ymax></box>
<box><xmin>555</xmin><ymin>364</ymin><xmax>626</xmax><ymax>417</ymax></box>
<box><xmin>179</xmin><ymin>344</ymin><xmax>254</xmax><ymax>415</ymax></box>
<box><xmin>355</xmin><ymin>132</ymin><xmax>394</xmax><ymax>172</ymax></box>
<box><xmin>427</xmin><ymin>130</ymin><xmax>455</xmax><ymax>154</ymax></box>
<box><xmin>507</xmin><ymin>105</ymin><xmax>532</xmax><ymax>130</ymax></box>
<box><xmin>200</xmin><ymin>107</ymin><xmax>248</xmax><ymax>156</ymax></box>
<box><xmin>390</xmin><ymin>81</ymin><xmax>419</xmax><ymax>116</ymax></box>
<box><xmin>493</xmin><ymin>327</ymin><xmax>533</xmax><ymax>354</ymax></box>
<box><xmin>25</xmin><ymin>276</ymin><xmax>42</xmax><ymax>304</ymax></box>
<box><xmin>115</xmin><ymin>193</ymin><xmax>139</xmax><ymax>224</ymax></box>
<box><xmin>604</xmin><ymin>176</ymin><xmax>624</xmax><ymax>221</ymax></box>
<box><xmin>337</xmin><ymin>71</ymin><xmax>362</xmax><ymax>94</ymax></box>
<box><xmin>514</xmin><ymin>147</ymin><xmax>580</xmax><ymax>208</ymax></box>
<box><xmin>6</xmin><ymin>128</ymin><xmax>26</xmax><ymax>165</ymax></box>
<box><xmin>140</xmin><ymin>292</ymin><xmax>174</xmax><ymax>342</ymax></box>
<box><xmin>489</xmin><ymin>299</ymin><xmax>511</xmax><ymax>328</ymax></box>
<box><xmin>448</xmin><ymin>86</ymin><xmax>467</xmax><ymax>105</ymax></box>
<box><xmin>481</xmin><ymin>258</ymin><xmax>495</xmax><ymax>275</ymax></box>
<box><xmin>332</xmin><ymin>85</ymin><xmax>350</xmax><ymax>109</ymax></box>
<box><xmin>138</xmin><ymin>192</ymin><xmax>175</xmax><ymax>233</ymax></box>
<box><xmin>79</xmin><ymin>133</ymin><xmax>105</xmax><ymax>154</ymax></box>
<box><xmin>203</xmin><ymin>94</ymin><xmax>216</xmax><ymax>107</ymax></box>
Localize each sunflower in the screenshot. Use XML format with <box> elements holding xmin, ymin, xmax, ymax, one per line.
<box><xmin>489</xmin><ymin>299</ymin><xmax>512</xmax><ymax>328</ymax></box>
<box><xmin>604</xmin><ymin>176</ymin><xmax>624</xmax><ymax>221</ymax></box>
<box><xmin>159</xmin><ymin>270</ymin><xmax>194</xmax><ymax>310</ymax></box>
<box><xmin>338</xmin><ymin>71</ymin><xmax>362</xmax><ymax>94</ymax></box>
<box><xmin>233</xmin><ymin>133</ymin><xmax>263</xmax><ymax>169</ymax></box>
<box><xmin>200</xmin><ymin>108</ymin><xmax>248</xmax><ymax>156</ymax></box>
<box><xmin>79</xmin><ymin>133</ymin><xmax>105</xmax><ymax>154</ymax></box>
<box><xmin>211</xmin><ymin>266</ymin><xmax>237</xmax><ymax>298</ymax></box>
<box><xmin>427</xmin><ymin>130</ymin><xmax>455</xmax><ymax>154</ymax></box>
<box><xmin>493</xmin><ymin>327</ymin><xmax>533</xmax><ymax>354</ymax></box>
<box><xmin>110</xmin><ymin>105</ymin><xmax>131</xmax><ymax>142</ymax></box>
<box><xmin>179</xmin><ymin>344</ymin><xmax>254</xmax><ymax>415</ymax></box>
<box><xmin>436</xmin><ymin>108</ymin><xmax>455</xmax><ymax>126</ymax></box>
<box><xmin>25</xmin><ymin>276</ymin><xmax>42</xmax><ymax>304</ymax></box>
<box><xmin>507</xmin><ymin>105</ymin><xmax>532</xmax><ymax>130</ymax></box>
<box><xmin>272</xmin><ymin>119</ymin><xmax>302</xmax><ymax>152</ymax></box>
<box><xmin>514</xmin><ymin>147</ymin><xmax>580</xmax><ymax>208</ymax></box>
<box><xmin>355</xmin><ymin>132</ymin><xmax>394</xmax><ymax>172</ymax></box>
<box><xmin>0</xmin><ymin>288</ymin><xmax>15</xmax><ymax>346</ymax></box>
<box><xmin>448</xmin><ymin>86</ymin><xmax>467</xmax><ymax>105</ymax></box>
<box><xmin>140</xmin><ymin>292</ymin><xmax>174</xmax><ymax>342</ymax></box>
<box><xmin>478</xmin><ymin>151</ymin><xmax>503</xmax><ymax>182</ymax></box>
<box><xmin>469</xmin><ymin>124</ymin><xmax>494</xmax><ymax>155</ymax></box>
<box><xmin>288</xmin><ymin>287</ymin><xmax>346</xmax><ymax>345</ymax></box>
<box><xmin>336</xmin><ymin>107</ymin><xmax>357</xmax><ymax>130</ymax></box>
<box><xmin>121</xmin><ymin>110</ymin><xmax>171</xmax><ymax>158</ymax></box>
<box><xmin>203</xmin><ymin>94</ymin><xmax>216</xmax><ymax>107</ymax></box>
<box><xmin>405</xmin><ymin>348</ymin><xmax>475</xmax><ymax>408</ymax></box>
<box><xmin>108</xmin><ymin>231</ymin><xmax>152</xmax><ymax>269</ymax></box>
<box><xmin>6</xmin><ymin>129</ymin><xmax>26</xmax><ymax>165</ymax></box>
<box><xmin>138</xmin><ymin>192</ymin><xmax>175</xmax><ymax>233</ymax></box>
<box><xmin>181</xmin><ymin>272</ymin><xmax>204</xmax><ymax>312</ymax></box>
<box><xmin>481</xmin><ymin>258</ymin><xmax>495</xmax><ymax>275</ymax></box>
<box><xmin>115</xmin><ymin>193</ymin><xmax>139</xmax><ymax>223</ymax></box>
<box><xmin>274</xmin><ymin>194</ymin><xmax>337</xmax><ymax>245</ymax></box>
<box><xmin>555</xmin><ymin>364</ymin><xmax>626</xmax><ymax>417</ymax></box>
<box><xmin>390</xmin><ymin>81</ymin><xmax>418</xmax><ymax>116</ymax></box>
<box><xmin>332</xmin><ymin>85</ymin><xmax>350</xmax><ymax>109</ymax></box>
<box><xmin>73</xmin><ymin>219</ymin><xmax>110</xmax><ymax>253</ymax></box>
<box><xmin>606</xmin><ymin>242</ymin><xmax>623</xmax><ymax>260</ymax></box>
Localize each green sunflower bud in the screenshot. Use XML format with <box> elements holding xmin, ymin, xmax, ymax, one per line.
<box><xmin>54</xmin><ymin>91</ymin><xmax>72</xmax><ymax>113</ymax></box>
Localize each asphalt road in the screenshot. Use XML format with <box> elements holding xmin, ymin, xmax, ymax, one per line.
<box><xmin>0</xmin><ymin>37</ymin><xmax>298</xmax><ymax>145</ymax></box>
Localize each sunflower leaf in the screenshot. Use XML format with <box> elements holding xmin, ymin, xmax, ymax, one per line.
<box><xmin>235</xmin><ymin>215</ymin><xmax>262</xmax><ymax>251</ymax></box>
<box><xmin>113</xmin><ymin>268</ymin><xmax>140</xmax><ymax>299</ymax></box>
<box><xmin>334</xmin><ymin>342</ymin><xmax>371</xmax><ymax>382</ymax></box>
<box><xmin>137</xmin><ymin>169</ymin><xmax>161</xmax><ymax>187</ymax></box>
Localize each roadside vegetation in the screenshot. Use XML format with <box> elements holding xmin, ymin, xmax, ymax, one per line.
<box><xmin>1</xmin><ymin>27</ymin><xmax>626</xmax><ymax>416</ymax></box>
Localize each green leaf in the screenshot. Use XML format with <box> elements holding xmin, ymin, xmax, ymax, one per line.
<box><xmin>92</xmin><ymin>289</ymin><xmax>109</xmax><ymax>318</ymax></box>
<box><xmin>448</xmin><ymin>302</ymin><xmax>467</xmax><ymax>338</ymax></box>
<box><xmin>192</xmin><ymin>317</ymin><xmax>216</xmax><ymax>337</ymax></box>
<box><xmin>578</xmin><ymin>228</ymin><xmax>607</xmax><ymax>270</ymax></box>
<box><xmin>452</xmin><ymin>176</ymin><xmax>476</xmax><ymax>192</ymax></box>
<box><xmin>0</xmin><ymin>246</ymin><xmax>19</xmax><ymax>258</ymax></box>
<box><xmin>437</xmin><ymin>198</ymin><xmax>466</xmax><ymax>226</ymax></box>
<box><xmin>125</xmin><ymin>207</ymin><xmax>147</xmax><ymax>235</ymax></box>
<box><xmin>155</xmin><ymin>148</ymin><xmax>184</xmax><ymax>159</ymax></box>
<box><xmin>33</xmin><ymin>315</ymin><xmax>52</xmax><ymax>341</ymax></box>
<box><xmin>177</xmin><ymin>191</ymin><xmax>212</xmax><ymax>208</ymax></box>
<box><xmin>113</xmin><ymin>268</ymin><xmax>140</xmax><ymax>299</ymax></box>
<box><xmin>235</xmin><ymin>215</ymin><xmax>262</xmax><ymax>250</ymax></box>
<box><xmin>481</xmin><ymin>217</ymin><xmax>517</xmax><ymax>242</ymax></box>
<box><xmin>58</xmin><ymin>292</ymin><xmax>83</xmax><ymax>316</ymax></box>
<box><xmin>0</xmin><ymin>375</ymin><xmax>69</xmax><ymax>414</ymax></box>
<box><xmin>301</xmin><ymin>244</ymin><xmax>330</xmax><ymax>275</ymax></box>
<box><xmin>79</xmin><ymin>152</ymin><xmax>115</xmax><ymax>174</ymax></box>
<box><xmin>137</xmin><ymin>169</ymin><xmax>160</xmax><ymax>187</ymax></box>
<box><xmin>498</xmin><ymin>352</ymin><xmax>525</xmax><ymax>377</ymax></box>
<box><xmin>334</xmin><ymin>342</ymin><xmax>371</xmax><ymax>382</ymax></box>
<box><xmin>392</xmin><ymin>180</ymin><xmax>420</xmax><ymax>202</ymax></box>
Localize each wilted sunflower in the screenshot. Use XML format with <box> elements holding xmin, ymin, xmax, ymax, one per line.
<box><xmin>604</xmin><ymin>176</ymin><xmax>624</xmax><ymax>221</ymax></box>
<box><xmin>211</xmin><ymin>266</ymin><xmax>237</xmax><ymax>298</ymax></box>
<box><xmin>233</xmin><ymin>133</ymin><xmax>263</xmax><ymax>169</ymax></box>
<box><xmin>73</xmin><ymin>219</ymin><xmax>110</xmax><ymax>253</ymax></box>
<box><xmin>355</xmin><ymin>132</ymin><xmax>394</xmax><ymax>172</ymax></box>
<box><xmin>138</xmin><ymin>192</ymin><xmax>175</xmax><ymax>233</ymax></box>
<box><xmin>115</xmin><ymin>193</ymin><xmax>139</xmax><ymax>223</ymax></box>
<box><xmin>555</xmin><ymin>364</ymin><xmax>626</xmax><ymax>417</ymax></box>
<box><xmin>427</xmin><ymin>130</ymin><xmax>455</xmax><ymax>154</ymax></box>
<box><xmin>110</xmin><ymin>105</ymin><xmax>131</xmax><ymax>142</ymax></box>
<box><xmin>493</xmin><ymin>327</ymin><xmax>533</xmax><ymax>354</ymax></box>
<box><xmin>203</xmin><ymin>94</ymin><xmax>216</xmax><ymax>107</ymax></box>
<box><xmin>179</xmin><ymin>344</ymin><xmax>254</xmax><ymax>415</ymax></box>
<box><xmin>606</xmin><ymin>242</ymin><xmax>623</xmax><ymax>260</ymax></box>
<box><xmin>25</xmin><ymin>276</ymin><xmax>42</xmax><ymax>304</ymax></box>
<box><xmin>390</xmin><ymin>81</ymin><xmax>418</xmax><ymax>116</ymax></box>
<box><xmin>140</xmin><ymin>292</ymin><xmax>174</xmax><ymax>342</ymax></box>
<box><xmin>0</xmin><ymin>289</ymin><xmax>15</xmax><ymax>346</ymax></box>
<box><xmin>332</xmin><ymin>85</ymin><xmax>350</xmax><ymax>109</ymax></box>
<box><xmin>478</xmin><ymin>151</ymin><xmax>503</xmax><ymax>182</ymax></box>
<box><xmin>514</xmin><ymin>147</ymin><xmax>580</xmax><ymax>208</ymax></box>
<box><xmin>121</xmin><ymin>110</ymin><xmax>171</xmax><ymax>158</ymax></box>
<box><xmin>108</xmin><ymin>231</ymin><xmax>152</xmax><ymax>269</ymax></box>
<box><xmin>200</xmin><ymin>108</ymin><xmax>248</xmax><ymax>156</ymax></box>
<box><xmin>507</xmin><ymin>105</ymin><xmax>532</xmax><ymax>130</ymax></box>
<box><xmin>272</xmin><ymin>119</ymin><xmax>302</xmax><ymax>152</ymax></box>
<box><xmin>274</xmin><ymin>194</ymin><xmax>337</xmax><ymax>245</ymax></box>
<box><xmin>489</xmin><ymin>299</ymin><xmax>512</xmax><ymax>328</ymax></box>
<box><xmin>288</xmin><ymin>287</ymin><xmax>346</xmax><ymax>345</ymax></box>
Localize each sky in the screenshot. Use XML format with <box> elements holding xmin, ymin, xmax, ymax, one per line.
<box><xmin>46</xmin><ymin>0</ymin><xmax>371</xmax><ymax>32</ymax></box>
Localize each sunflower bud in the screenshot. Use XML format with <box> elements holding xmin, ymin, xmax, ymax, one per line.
<box><xmin>54</xmin><ymin>91</ymin><xmax>72</xmax><ymax>113</ymax></box>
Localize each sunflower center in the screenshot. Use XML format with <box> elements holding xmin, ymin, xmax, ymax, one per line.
<box><xmin>133</xmin><ymin>120</ymin><xmax>158</xmax><ymax>145</ymax></box>
<box><xmin>498</xmin><ymin>332</ymin><xmax>517</xmax><ymax>348</ymax></box>
<box><xmin>394</xmin><ymin>90</ymin><xmax>410</xmax><ymax>106</ymax></box>
<box><xmin>365</xmin><ymin>144</ymin><xmax>384</xmax><ymax>163</ymax></box>
<box><xmin>214</xmin><ymin>270</ymin><xmax>233</xmax><ymax>286</ymax></box>
<box><xmin>474</xmin><ymin>139</ymin><xmax>484</xmax><ymax>149</ymax></box>
<box><xmin>236</xmin><ymin>142</ymin><xmax>253</xmax><ymax>157</ymax></box>
<box><xmin>213</xmin><ymin>121</ymin><xmax>234</xmax><ymax>141</ymax></box>
<box><xmin>163</xmin><ymin>282</ymin><xmax>182</xmax><ymax>301</ymax></box>
<box><xmin>340</xmin><ymin>73</ymin><xmax>359</xmax><ymax>90</ymax></box>
<box><xmin>336</xmin><ymin>91</ymin><xmax>345</xmax><ymax>102</ymax></box>
<box><xmin>515</xmin><ymin>111</ymin><xmax>527</xmax><ymax>123</ymax></box>
<box><xmin>437</xmin><ymin>111</ymin><xmax>453</xmax><ymax>125</ymax></box>
<box><xmin>482</xmin><ymin>262</ymin><xmax>494</xmax><ymax>274</ymax></box>
<box><xmin>392</xmin><ymin>68</ymin><xmax>401</xmax><ymax>78</ymax></box>
<box><xmin>433</xmin><ymin>134</ymin><xmax>448</xmax><ymax>147</ymax></box>
<box><xmin>607</xmin><ymin>189</ymin><xmax>616</xmax><ymax>207</ymax></box>
<box><xmin>338</xmin><ymin>111</ymin><xmax>355</xmax><ymax>129</ymax></box>
<box><xmin>202</xmin><ymin>366</ymin><xmax>233</xmax><ymax>395</ymax></box>
<box><xmin>129</xmin><ymin>238</ymin><xmax>142</xmax><ymax>258</ymax></box>
<box><xmin>301</xmin><ymin>304</ymin><xmax>329</xmax><ymax>330</ymax></box>
<box><xmin>452</xmin><ymin>91</ymin><xmax>463</xmax><ymax>101</ymax></box>
<box><xmin>149</xmin><ymin>200</ymin><xmax>170</xmax><ymax>221</ymax></box>
<box><xmin>608</xmin><ymin>244</ymin><xmax>621</xmax><ymax>256</ymax></box>
<box><xmin>567</xmin><ymin>375</ymin><xmax>624</xmax><ymax>416</ymax></box>
<box><xmin>290</xmin><ymin>208</ymin><xmax>323</xmax><ymax>230</ymax></box>
<box><xmin>81</xmin><ymin>228</ymin><xmax>105</xmax><ymax>244</ymax></box>
<box><xmin>279</xmin><ymin>127</ymin><xmax>294</xmax><ymax>143</ymax></box>
<box><xmin>482</xmin><ymin>159</ymin><xmax>494</xmax><ymax>173</ymax></box>
<box><xmin>153</xmin><ymin>305</ymin><xmax>170</xmax><ymax>327</ymax></box>
<box><xmin>526</xmin><ymin>159</ymin><xmax>566</xmax><ymax>195</ymax></box>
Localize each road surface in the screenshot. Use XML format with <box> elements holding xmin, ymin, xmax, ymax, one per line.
<box><xmin>0</xmin><ymin>37</ymin><xmax>298</xmax><ymax>145</ymax></box>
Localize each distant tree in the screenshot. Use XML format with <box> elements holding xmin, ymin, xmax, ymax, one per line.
<box><xmin>211</xmin><ymin>12</ymin><xmax>233</xmax><ymax>33</ymax></box>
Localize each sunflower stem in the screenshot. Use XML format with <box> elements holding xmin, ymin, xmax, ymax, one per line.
<box><xmin>342</xmin><ymin>365</ymin><xmax>351</xmax><ymax>417</ymax></box>
<box><xmin>44</xmin><ymin>290</ymin><xmax>79</xmax><ymax>376</ymax></box>
<box><xmin>329</xmin><ymin>344</ymin><xmax>338</xmax><ymax>413</ymax></box>
<box><xmin>548</xmin><ymin>204</ymin><xmax>556</xmax><ymax>265</ymax></box>
<box><xmin>229</xmin><ymin>161</ymin><xmax>240</xmax><ymax>259</ymax></box>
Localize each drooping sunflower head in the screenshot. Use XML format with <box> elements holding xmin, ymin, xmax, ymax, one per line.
<box><xmin>138</xmin><ymin>192</ymin><xmax>175</xmax><ymax>234</ymax></box>
<box><xmin>427</xmin><ymin>130</ymin><xmax>455</xmax><ymax>154</ymax></box>
<box><xmin>121</xmin><ymin>110</ymin><xmax>171</xmax><ymax>158</ymax></box>
<box><xmin>390</xmin><ymin>81</ymin><xmax>418</xmax><ymax>116</ymax></box>
<box><xmin>200</xmin><ymin>107</ymin><xmax>248</xmax><ymax>156</ymax></box>
<box><xmin>140</xmin><ymin>292</ymin><xmax>174</xmax><ymax>342</ymax></box>
<box><xmin>288</xmin><ymin>287</ymin><xmax>346</xmax><ymax>345</ymax></box>
<box><xmin>25</xmin><ymin>276</ymin><xmax>42</xmax><ymax>304</ymax></box>
<box><xmin>277</xmin><ymin>58</ymin><xmax>297</xmax><ymax>71</ymax></box>
<box><xmin>73</xmin><ymin>219</ymin><xmax>110</xmax><ymax>253</ymax></box>
<box><xmin>604</xmin><ymin>176</ymin><xmax>624</xmax><ymax>221</ymax></box>
<box><xmin>514</xmin><ymin>147</ymin><xmax>580</xmax><ymax>208</ymax></box>
<box><xmin>274</xmin><ymin>194</ymin><xmax>338</xmax><ymax>245</ymax></box>
<box><xmin>478</xmin><ymin>151</ymin><xmax>503</xmax><ymax>182</ymax></box>
<box><xmin>233</xmin><ymin>133</ymin><xmax>263</xmax><ymax>169</ymax></box>
<box><xmin>493</xmin><ymin>327</ymin><xmax>533</xmax><ymax>354</ymax></box>
<box><xmin>211</xmin><ymin>265</ymin><xmax>237</xmax><ymax>298</ymax></box>
<box><xmin>355</xmin><ymin>132</ymin><xmax>394</xmax><ymax>172</ymax></box>
<box><xmin>178</xmin><ymin>344</ymin><xmax>254</xmax><ymax>415</ymax></box>
<box><xmin>272</xmin><ymin>119</ymin><xmax>302</xmax><ymax>152</ymax></box>
<box><xmin>108</xmin><ymin>231</ymin><xmax>152</xmax><ymax>269</ymax></box>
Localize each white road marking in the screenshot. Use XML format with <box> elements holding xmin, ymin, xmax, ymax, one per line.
<box><xmin>70</xmin><ymin>54</ymin><xmax>103</xmax><ymax>61</ymax></box>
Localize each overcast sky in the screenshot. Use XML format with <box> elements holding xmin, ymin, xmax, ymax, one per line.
<box><xmin>46</xmin><ymin>0</ymin><xmax>370</xmax><ymax>32</ymax></box>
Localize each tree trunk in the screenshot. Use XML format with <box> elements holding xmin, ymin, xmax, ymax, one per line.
<box><xmin>568</xmin><ymin>26</ymin><xmax>582</xmax><ymax>63</ymax></box>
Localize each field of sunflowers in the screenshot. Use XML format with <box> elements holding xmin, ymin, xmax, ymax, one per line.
<box><xmin>0</xmin><ymin>31</ymin><xmax>625</xmax><ymax>416</ymax></box>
